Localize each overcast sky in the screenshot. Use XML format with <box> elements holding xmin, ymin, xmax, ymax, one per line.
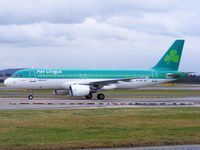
<box><xmin>0</xmin><ymin>0</ymin><xmax>199</xmax><ymax>73</ymax></box>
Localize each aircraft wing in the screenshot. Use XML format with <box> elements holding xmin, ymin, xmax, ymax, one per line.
<box><xmin>86</xmin><ymin>78</ymin><xmax>136</xmax><ymax>86</ymax></box>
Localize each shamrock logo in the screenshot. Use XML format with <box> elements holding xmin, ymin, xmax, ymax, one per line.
<box><xmin>164</xmin><ymin>50</ymin><xmax>179</xmax><ymax>64</ymax></box>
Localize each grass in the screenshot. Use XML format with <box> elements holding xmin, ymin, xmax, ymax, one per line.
<box><xmin>0</xmin><ymin>107</ymin><xmax>200</xmax><ymax>149</ymax></box>
<box><xmin>104</xmin><ymin>90</ymin><xmax>200</xmax><ymax>95</ymax></box>
<box><xmin>0</xmin><ymin>83</ymin><xmax>5</xmax><ymax>87</ymax></box>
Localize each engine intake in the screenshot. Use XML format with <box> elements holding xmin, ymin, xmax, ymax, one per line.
<box><xmin>69</xmin><ymin>85</ymin><xmax>90</xmax><ymax>96</ymax></box>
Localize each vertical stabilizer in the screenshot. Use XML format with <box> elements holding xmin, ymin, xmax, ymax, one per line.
<box><xmin>152</xmin><ymin>40</ymin><xmax>184</xmax><ymax>71</ymax></box>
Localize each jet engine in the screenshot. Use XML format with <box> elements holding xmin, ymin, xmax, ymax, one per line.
<box><xmin>53</xmin><ymin>90</ymin><xmax>69</xmax><ymax>95</ymax></box>
<box><xmin>69</xmin><ymin>85</ymin><xmax>90</xmax><ymax>96</ymax></box>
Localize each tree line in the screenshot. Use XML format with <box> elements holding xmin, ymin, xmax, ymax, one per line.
<box><xmin>172</xmin><ymin>75</ymin><xmax>200</xmax><ymax>84</ymax></box>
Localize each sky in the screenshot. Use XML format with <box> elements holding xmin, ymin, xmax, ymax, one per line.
<box><xmin>0</xmin><ymin>0</ymin><xmax>200</xmax><ymax>73</ymax></box>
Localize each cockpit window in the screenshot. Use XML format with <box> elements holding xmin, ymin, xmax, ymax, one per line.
<box><xmin>13</xmin><ymin>74</ymin><xmax>22</xmax><ymax>77</ymax></box>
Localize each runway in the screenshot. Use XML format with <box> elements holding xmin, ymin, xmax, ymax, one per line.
<box><xmin>1</xmin><ymin>96</ymin><xmax>200</xmax><ymax>110</ymax></box>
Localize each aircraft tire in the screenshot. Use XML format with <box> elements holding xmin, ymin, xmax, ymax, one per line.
<box><xmin>28</xmin><ymin>95</ymin><xmax>33</xmax><ymax>100</ymax></box>
<box><xmin>85</xmin><ymin>93</ymin><xmax>93</xmax><ymax>99</ymax></box>
<box><xmin>97</xmin><ymin>94</ymin><xmax>105</xmax><ymax>100</ymax></box>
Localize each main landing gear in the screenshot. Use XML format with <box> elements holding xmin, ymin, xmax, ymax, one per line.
<box><xmin>97</xmin><ymin>93</ymin><xmax>105</xmax><ymax>100</ymax></box>
<box><xmin>85</xmin><ymin>93</ymin><xmax>93</xmax><ymax>99</ymax></box>
<box><xmin>85</xmin><ymin>93</ymin><xmax>105</xmax><ymax>100</ymax></box>
<box><xmin>28</xmin><ymin>90</ymin><xmax>34</xmax><ymax>100</ymax></box>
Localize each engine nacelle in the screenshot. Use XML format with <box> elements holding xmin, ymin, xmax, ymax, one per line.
<box><xmin>69</xmin><ymin>85</ymin><xmax>90</xmax><ymax>96</ymax></box>
<box><xmin>53</xmin><ymin>90</ymin><xmax>69</xmax><ymax>95</ymax></box>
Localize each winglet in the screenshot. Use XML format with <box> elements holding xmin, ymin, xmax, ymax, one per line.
<box><xmin>152</xmin><ymin>40</ymin><xmax>185</xmax><ymax>71</ymax></box>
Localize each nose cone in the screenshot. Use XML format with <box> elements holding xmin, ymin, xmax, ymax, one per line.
<box><xmin>4</xmin><ymin>78</ymin><xmax>12</xmax><ymax>87</ymax></box>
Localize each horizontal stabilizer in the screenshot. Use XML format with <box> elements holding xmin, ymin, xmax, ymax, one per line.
<box><xmin>166</xmin><ymin>72</ymin><xmax>194</xmax><ymax>78</ymax></box>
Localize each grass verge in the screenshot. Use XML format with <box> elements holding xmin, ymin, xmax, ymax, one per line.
<box><xmin>0</xmin><ymin>107</ymin><xmax>200</xmax><ymax>149</ymax></box>
<box><xmin>104</xmin><ymin>90</ymin><xmax>200</xmax><ymax>95</ymax></box>
<box><xmin>0</xmin><ymin>90</ymin><xmax>199</xmax><ymax>99</ymax></box>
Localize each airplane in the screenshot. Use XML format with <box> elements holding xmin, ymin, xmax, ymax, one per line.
<box><xmin>4</xmin><ymin>40</ymin><xmax>190</xmax><ymax>100</ymax></box>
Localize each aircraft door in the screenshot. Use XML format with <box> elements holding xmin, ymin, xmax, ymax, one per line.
<box><xmin>151</xmin><ymin>70</ymin><xmax>158</xmax><ymax>82</ymax></box>
<box><xmin>29</xmin><ymin>71</ymin><xmax>36</xmax><ymax>82</ymax></box>
<box><xmin>79</xmin><ymin>73</ymin><xmax>87</xmax><ymax>80</ymax></box>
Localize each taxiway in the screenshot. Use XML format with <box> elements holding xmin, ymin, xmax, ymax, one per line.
<box><xmin>1</xmin><ymin>96</ymin><xmax>200</xmax><ymax>110</ymax></box>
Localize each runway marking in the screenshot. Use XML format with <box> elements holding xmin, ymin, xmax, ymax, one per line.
<box><xmin>9</xmin><ymin>102</ymin><xmax>200</xmax><ymax>106</ymax></box>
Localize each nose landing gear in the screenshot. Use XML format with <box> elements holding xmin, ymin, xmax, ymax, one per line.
<box><xmin>28</xmin><ymin>95</ymin><xmax>33</xmax><ymax>100</ymax></box>
<box><xmin>28</xmin><ymin>90</ymin><xmax>33</xmax><ymax>100</ymax></box>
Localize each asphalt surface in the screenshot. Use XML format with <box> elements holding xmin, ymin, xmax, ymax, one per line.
<box><xmin>1</xmin><ymin>96</ymin><xmax>200</xmax><ymax>110</ymax></box>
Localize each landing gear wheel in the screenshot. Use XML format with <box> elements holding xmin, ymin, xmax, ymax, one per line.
<box><xmin>28</xmin><ymin>95</ymin><xmax>33</xmax><ymax>100</ymax></box>
<box><xmin>85</xmin><ymin>93</ymin><xmax>93</xmax><ymax>99</ymax></box>
<box><xmin>97</xmin><ymin>94</ymin><xmax>105</xmax><ymax>100</ymax></box>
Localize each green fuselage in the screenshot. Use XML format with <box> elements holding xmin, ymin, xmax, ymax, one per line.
<box><xmin>11</xmin><ymin>69</ymin><xmax>186</xmax><ymax>80</ymax></box>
